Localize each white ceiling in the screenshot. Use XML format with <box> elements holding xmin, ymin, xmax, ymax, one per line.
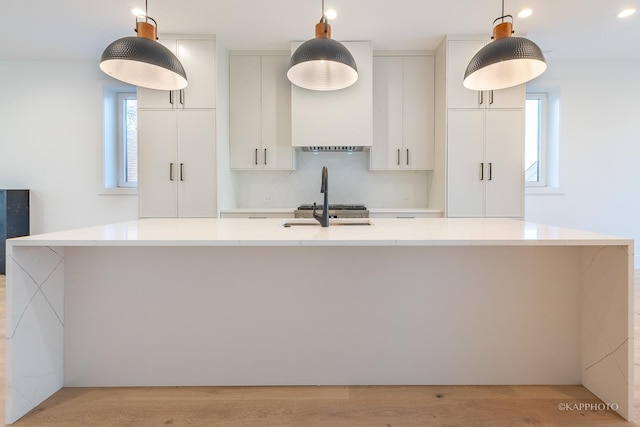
<box><xmin>1</xmin><ymin>0</ymin><xmax>638</xmax><ymax>61</ymax></box>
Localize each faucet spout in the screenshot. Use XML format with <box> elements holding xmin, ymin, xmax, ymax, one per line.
<box><xmin>313</xmin><ymin>166</ymin><xmax>330</xmax><ymax>227</ymax></box>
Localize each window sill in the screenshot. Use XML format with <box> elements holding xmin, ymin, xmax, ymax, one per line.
<box><xmin>100</xmin><ymin>188</ymin><xmax>138</xmax><ymax>196</ymax></box>
<box><xmin>525</xmin><ymin>187</ymin><xmax>565</xmax><ymax>196</ymax></box>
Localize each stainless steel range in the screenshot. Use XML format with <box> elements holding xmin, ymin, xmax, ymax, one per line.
<box><xmin>294</xmin><ymin>204</ymin><xmax>369</xmax><ymax>219</ymax></box>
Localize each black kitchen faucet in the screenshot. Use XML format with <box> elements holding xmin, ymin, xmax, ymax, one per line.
<box><xmin>313</xmin><ymin>166</ymin><xmax>329</xmax><ymax>227</ymax></box>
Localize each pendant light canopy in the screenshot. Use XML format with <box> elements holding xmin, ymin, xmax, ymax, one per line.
<box><xmin>287</xmin><ymin>0</ymin><xmax>358</xmax><ymax>91</ymax></box>
<box><xmin>100</xmin><ymin>1</ymin><xmax>187</xmax><ymax>91</ymax></box>
<box><xmin>463</xmin><ymin>0</ymin><xmax>546</xmax><ymax>91</ymax></box>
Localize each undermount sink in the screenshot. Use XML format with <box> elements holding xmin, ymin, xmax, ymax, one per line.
<box><xmin>283</xmin><ymin>220</ymin><xmax>372</xmax><ymax>227</ymax></box>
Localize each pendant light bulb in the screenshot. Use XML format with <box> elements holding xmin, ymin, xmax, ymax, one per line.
<box><xmin>287</xmin><ymin>0</ymin><xmax>358</xmax><ymax>91</ymax></box>
<box><xmin>463</xmin><ymin>0</ymin><xmax>546</xmax><ymax>91</ymax></box>
<box><xmin>100</xmin><ymin>1</ymin><xmax>188</xmax><ymax>90</ymax></box>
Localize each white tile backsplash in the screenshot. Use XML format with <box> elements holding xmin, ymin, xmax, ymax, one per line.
<box><xmin>232</xmin><ymin>151</ymin><xmax>430</xmax><ymax>208</ymax></box>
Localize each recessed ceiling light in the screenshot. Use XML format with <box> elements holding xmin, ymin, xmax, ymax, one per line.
<box><xmin>518</xmin><ymin>8</ymin><xmax>533</xmax><ymax>18</ymax></box>
<box><xmin>131</xmin><ymin>7</ymin><xmax>146</xmax><ymax>17</ymax></box>
<box><xmin>325</xmin><ymin>8</ymin><xmax>337</xmax><ymax>20</ymax></box>
<box><xmin>618</xmin><ymin>8</ymin><xmax>636</xmax><ymax>18</ymax></box>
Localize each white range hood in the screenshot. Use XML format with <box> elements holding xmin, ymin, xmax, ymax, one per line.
<box><xmin>290</xmin><ymin>41</ymin><xmax>372</xmax><ymax>149</ymax></box>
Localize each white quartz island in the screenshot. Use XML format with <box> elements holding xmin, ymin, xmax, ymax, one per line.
<box><xmin>5</xmin><ymin>218</ymin><xmax>635</xmax><ymax>423</ymax></box>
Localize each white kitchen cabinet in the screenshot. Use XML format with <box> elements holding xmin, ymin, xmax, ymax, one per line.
<box><xmin>229</xmin><ymin>54</ymin><xmax>294</xmax><ymax>170</ymax></box>
<box><xmin>138</xmin><ymin>109</ymin><xmax>216</xmax><ymax>217</ymax></box>
<box><xmin>291</xmin><ymin>41</ymin><xmax>372</xmax><ymax>147</ymax></box>
<box><xmin>137</xmin><ymin>38</ymin><xmax>216</xmax><ymax>110</ymax></box>
<box><xmin>371</xmin><ymin>55</ymin><xmax>435</xmax><ymax>170</ymax></box>
<box><xmin>446</xmin><ymin>109</ymin><xmax>523</xmax><ymax>218</ymax></box>
<box><xmin>447</xmin><ymin>39</ymin><xmax>524</xmax><ymax>110</ymax></box>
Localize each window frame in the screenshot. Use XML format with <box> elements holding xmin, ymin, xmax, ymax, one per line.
<box><xmin>116</xmin><ymin>93</ymin><xmax>138</xmax><ymax>188</ymax></box>
<box><xmin>102</xmin><ymin>84</ymin><xmax>137</xmax><ymax>195</ymax></box>
<box><xmin>525</xmin><ymin>92</ymin><xmax>548</xmax><ymax>188</ymax></box>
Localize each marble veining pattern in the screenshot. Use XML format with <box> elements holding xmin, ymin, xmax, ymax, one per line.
<box><xmin>6</xmin><ymin>246</ymin><xmax>65</xmax><ymax>424</ymax></box>
<box><xmin>580</xmin><ymin>246</ymin><xmax>634</xmax><ymax>420</ymax></box>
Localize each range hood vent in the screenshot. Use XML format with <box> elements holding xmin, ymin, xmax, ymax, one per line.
<box><xmin>300</xmin><ymin>146</ymin><xmax>366</xmax><ymax>152</ymax></box>
<box><xmin>291</xmin><ymin>41</ymin><xmax>373</xmax><ymax>149</ymax></box>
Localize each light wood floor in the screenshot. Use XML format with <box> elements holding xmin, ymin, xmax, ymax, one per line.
<box><xmin>2</xmin><ymin>273</ymin><xmax>639</xmax><ymax>427</ymax></box>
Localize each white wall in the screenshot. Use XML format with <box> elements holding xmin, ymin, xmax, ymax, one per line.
<box><xmin>525</xmin><ymin>59</ymin><xmax>640</xmax><ymax>266</ymax></box>
<box><xmin>0</xmin><ymin>61</ymin><xmax>138</xmax><ymax>234</ymax></box>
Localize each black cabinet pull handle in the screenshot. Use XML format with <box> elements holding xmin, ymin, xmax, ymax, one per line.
<box><xmin>264</xmin><ymin>148</ymin><xmax>267</xmax><ymax>165</ymax></box>
<box><xmin>488</xmin><ymin>163</ymin><xmax>492</xmax><ymax>180</ymax></box>
<box><xmin>169</xmin><ymin>91</ymin><xmax>174</xmax><ymax>105</ymax></box>
<box><xmin>255</xmin><ymin>148</ymin><xmax>258</xmax><ymax>165</ymax></box>
<box><xmin>180</xmin><ymin>163</ymin><xmax>184</xmax><ymax>181</ymax></box>
<box><xmin>169</xmin><ymin>163</ymin><xmax>175</xmax><ymax>181</ymax></box>
<box><xmin>480</xmin><ymin>163</ymin><xmax>484</xmax><ymax>180</ymax></box>
<box><xmin>406</xmin><ymin>149</ymin><xmax>409</xmax><ymax>166</ymax></box>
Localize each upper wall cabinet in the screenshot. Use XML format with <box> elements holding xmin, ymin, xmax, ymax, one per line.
<box><xmin>371</xmin><ymin>55</ymin><xmax>435</xmax><ymax>170</ymax></box>
<box><xmin>229</xmin><ymin>53</ymin><xmax>294</xmax><ymax>170</ymax></box>
<box><xmin>447</xmin><ymin>39</ymin><xmax>524</xmax><ymax>110</ymax></box>
<box><xmin>291</xmin><ymin>41</ymin><xmax>372</xmax><ymax>147</ymax></box>
<box><xmin>137</xmin><ymin>37</ymin><xmax>216</xmax><ymax>110</ymax></box>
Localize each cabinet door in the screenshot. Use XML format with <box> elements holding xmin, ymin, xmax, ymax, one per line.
<box><xmin>371</xmin><ymin>56</ymin><xmax>403</xmax><ymax>170</ymax></box>
<box><xmin>229</xmin><ymin>55</ymin><xmax>262</xmax><ymax>169</ymax></box>
<box><xmin>261</xmin><ymin>55</ymin><xmax>294</xmax><ymax>170</ymax></box>
<box><xmin>487</xmin><ymin>84</ymin><xmax>526</xmax><ymax>109</ymax></box>
<box><xmin>447</xmin><ymin>109</ymin><xmax>485</xmax><ymax>217</ymax></box>
<box><xmin>403</xmin><ymin>56</ymin><xmax>434</xmax><ymax>169</ymax></box>
<box><xmin>485</xmin><ymin>110</ymin><xmax>524</xmax><ymax>217</ymax></box>
<box><xmin>177</xmin><ymin>39</ymin><xmax>216</xmax><ymax>109</ymax></box>
<box><xmin>136</xmin><ymin>39</ymin><xmax>216</xmax><ymax>110</ymax></box>
<box><xmin>136</xmin><ymin>40</ymin><xmax>178</xmax><ymax>110</ymax></box>
<box><xmin>447</xmin><ymin>40</ymin><xmax>486</xmax><ymax>109</ymax></box>
<box><xmin>177</xmin><ymin>110</ymin><xmax>216</xmax><ymax>217</ymax></box>
<box><xmin>138</xmin><ymin>110</ymin><xmax>178</xmax><ymax>217</ymax></box>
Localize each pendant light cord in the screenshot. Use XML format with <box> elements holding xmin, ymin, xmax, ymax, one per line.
<box><xmin>491</xmin><ymin>0</ymin><xmax>513</xmax><ymax>36</ymax></box>
<box><xmin>320</xmin><ymin>0</ymin><xmax>328</xmax><ymax>30</ymax></box>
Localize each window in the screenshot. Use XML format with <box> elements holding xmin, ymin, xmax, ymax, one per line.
<box><xmin>525</xmin><ymin>93</ymin><xmax>547</xmax><ymax>187</ymax></box>
<box><xmin>524</xmin><ymin>88</ymin><xmax>561</xmax><ymax>192</ymax></box>
<box><xmin>103</xmin><ymin>85</ymin><xmax>137</xmax><ymax>192</ymax></box>
<box><xmin>118</xmin><ymin>93</ymin><xmax>138</xmax><ymax>187</ymax></box>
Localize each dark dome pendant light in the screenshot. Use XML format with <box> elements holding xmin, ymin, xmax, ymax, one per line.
<box><xmin>100</xmin><ymin>0</ymin><xmax>187</xmax><ymax>91</ymax></box>
<box><xmin>463</xmin><ymin>0</ymin><xmax>546</xmax><ymax>91</ymax></box>
<box><xmin>287</xmin><ymin>0</ymin><xmax>358</xmax><ymax>91</ymax></box>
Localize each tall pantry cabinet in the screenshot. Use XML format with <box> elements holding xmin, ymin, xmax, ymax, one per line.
<box><xmin>435</xmin><ymin>36</ymin><xmax>525</xmax><ymax>218</ymax></box>
<box><xmin>137</xmin><ymin>36</ymin><xmax>217</xmax><ymax>218</ymax></box>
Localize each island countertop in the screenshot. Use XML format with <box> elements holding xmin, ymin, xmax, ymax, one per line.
<box><xmin>5</xmin><ymin>217</ymin><xmax>635</xmax><ymax>423</ymax></box>
<box><xmin>7</xmin><ymin>217</ymin><xmax>633</xmax><ymax>247</ymax></box>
